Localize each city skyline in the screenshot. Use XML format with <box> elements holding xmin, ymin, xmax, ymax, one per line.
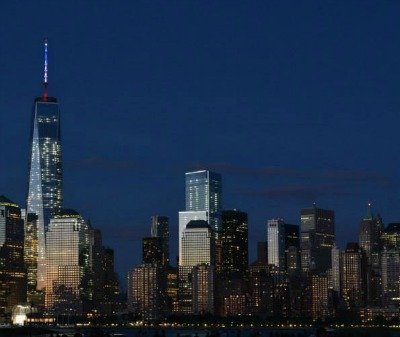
<box><xmin>1</xmin><ymin>1</ymin><xmax>400</xmax><ymax>284</ymax></box>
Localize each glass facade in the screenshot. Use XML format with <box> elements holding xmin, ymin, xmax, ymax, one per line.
<box><xmin>185</xmin><ymin>170</ymin><xmax>222</xmax><ymax>233</ymax></box>
<box><xmin>27</xmin><ymin>96</ymin><xmax>63</xmax><ymax>290</ymax></box>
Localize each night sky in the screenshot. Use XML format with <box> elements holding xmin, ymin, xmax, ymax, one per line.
<box><xmin>1</xmin><ymin>1</ymin><xmax>400</xmax><ymax>289</ymax></box>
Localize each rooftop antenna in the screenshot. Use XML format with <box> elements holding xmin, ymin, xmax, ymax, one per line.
<box><xmin>43</xmin><ymin>38</ymin><xmax>48</xmax><ymax>99</ymax></box>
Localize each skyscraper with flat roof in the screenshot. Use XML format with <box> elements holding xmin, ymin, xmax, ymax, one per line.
<box><xmin>0</xmin><ymin>196</ymin><xmax>26</xmax><ymax>314</ymax></box>
<box><xmin>220</xmin><ymin>210</ymin><xmax>248</xmax><ymax>278</ymax></box>
<box><xmin>27</xmin><ymin>40</ymin><xmax>63</xmax><ymax>290</ymax></box>
<box><xmin>185</xmin><ymin>170</ymin><xmax>222</xmax><ymax>233</ymax></box>
<box><xmin>45</xmin><ymin>209</ymin><xmax>90</xmax><ymax>315</ymax></box>
<box><xmin>178</xmin><ymin>220</ymin><xmax>215</xmax><ymax>314</ymax></box>
<box><xmin>267</xmin><ymin>218</ymin><xmax>285</xmax><ymax>269</ymax></box>
<box><xmin>300</xmin><ymin>206</ymin><xmax>335</xmax><ymax>274</ymax></box>
<box><xmin>151</xmin><ymin>215</ymin><xmax>170</xmax><ymax>266</ymax></box>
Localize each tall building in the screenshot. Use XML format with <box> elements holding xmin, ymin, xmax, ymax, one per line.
<box><xmin>381</xmin><ymin>248</ymin><xmax>400</xmax><ymax>306</ymax></box>
<box><xmin>27</xmin><ymin>40</ymin><xmax>63</xmax><ymax>290</ymax></box>
<box><xmin>45</xmin><ymin>209</ymin><xmax>90</xmax><ymax>315</ymax></box>
<box><xmin>23</xmin><ymin>212</ymin><xmax>40</xmax><ymax>304</ymax></box>
<box><xmin>311</xmin><ymin>274</ymin><xmax>329</xmax><ymax>320</ymax></box>
<box><xmin>151</xmin><ymin>215</ymin><xmax>169</xmax><ymax>266</ymax></box>
<box><xmin>340</xmin><ymin>243</ymin><xmax>366</xmax><ymax>312</ymax></box>
<box><xmin>358</xmin><ymin>204</ymin><xmax>383</xmax><ymax>306</ymax></box>
<box><xmin>127</xmin><ymin>264</ymin><xmax>166</xmax><ymax>321</ymax></box>
<box><xmin>178</xmin><ymin>220</ymin><xmax>214</xmax><ymax>314</ymax></box>
<box><xmin>381</xmin><ymin>223</ymin><xmax>400</xmax><ymax>250</ymax></box>
<box><xmin>358</xmin><ymin>204</ymin><xmax>383</xmax><ymax>265</ymax></box>
<box><xmin>267</xmin><ymin>219</ymin><xmax>285</xmax><ymax>269</ymax></box>
<box><xmin>284</xmin><ymin>224</ymin><xmax>300</xmax><ymax>273</ymax></box>
<box><xmin>220</xmin><ymin>210</ymin><xmax>248</xmax><ymax>278</ymax></box>
<box><xmin>300</xmin><ymin>206</ymin><xmax>335</xmax><ymax>274</ymax></box>
<box><xmin>142</xmin><ymin>237</ymin><xmax>163</xmax><ymax>265</ymax></box>
<box><xmin>185</xmin><ymin>170</ymin><xmax>222</xmax><ymax>233</ymax></box>
<box><xmin>178</xmin><ymin>210</ymin><xmax>208</xmax><ymax>262</ymax></box>
<box><xmin>0</xmin><ymin>196</ymin><xmax>26</xmax><ymax>314</ymax></box>
<box><xmin>192</xmin><ymin>264</ymin><xmax>214</xmax><ymax>314</ymax></box>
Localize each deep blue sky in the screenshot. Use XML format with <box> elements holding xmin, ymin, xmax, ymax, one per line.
<box><xmin>1</xmin><ymin>1</ymin><xmax>400</xmax><ymax>288</ymax></box>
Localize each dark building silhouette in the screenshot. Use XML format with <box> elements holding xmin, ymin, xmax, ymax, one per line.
<box><xmin>142</xmin><ymin>237</ymin><xmax>163</xmax><ymax>265</ymax></box>
<box><xmin>358</xmin><ymin>204</ymin><xmax>384</xmax><ymax>306</ymax></box>
<box><xmin>341</xmin><ymin>242</ymin><xmax>367</xmax><ymax>313</ymax></box>
<box><xmin>0</xmin><ymin>196</ymin><xmax>27</xmax><ymax>314</ymax></box>
<box><xmin>220</xmin><ymin>210</ymin><xmax>248</xmax><ymax>277</ymax></box>
<box><xmin>151</xmin><ymin>215</ymin><xmax>170</xmax><ymax>266</ymax></box>
<box><xmin>300</xmin><ymin>206</ymin><xmax>335</xmax><ymax>274</ymax></box>
<box><xmin>284</xmin><ymin>223</ymin><xmax>300</xmax><ymax>274</ymax></box>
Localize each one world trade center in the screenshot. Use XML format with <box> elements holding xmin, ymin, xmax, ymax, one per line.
<box><xmin>27</xmin><ymin>39</ymin><xmax>63</xmax><ymax>291</ymax></box>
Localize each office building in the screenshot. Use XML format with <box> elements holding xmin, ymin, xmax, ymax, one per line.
<box><xmin>300</xmin><ymin>206</ymin><xmax>335</xmax><ymax>273</ymax></box>
<box><xmin>185</xmin><ymin>170</ymin><xmax>222</xmax><ymax>233</ymax></box>
<box><xmin>27</xmin><ymin>40</ymin><xmax>63</xmax><ymax>290</ymax></box>
<box><xmin>192</xmin><ymin>264</ymin><xmax>214</xmax><ymax>314</ymax></box>
<box><xmin>142</xmin><ymin>237</ymin><xmax>163</xmax><ymax>265</ymax></box>
<box><xmin>359</xmin><ymin>204</ymin><xmax>384</xmax><ymax>265</ymax></box>
<box><xmin>23</xmin><ymin>211</ymin><xmax>42</xmax><ymax>306</ymax></box>
<box><xmin>311</xmin><ymin>274</ymin><xmax>329</xmax><ymax>320</ymax></box>
<box><xmin>151</xmin><ymin>215</ymin><xmax>169</xmax><ymax>266</ymax></box>
<box><xmin>340</xmin><ymin>243</ymin><xmax>366</xmax><ymax>312</ymax></box>
<box><xmin>220</xmin><ymin>210</ymin><xmax>248</xmax><ymax>278</ymax></box>
<box><xmin>127</xmin><ymin>263</ymin><xmax>166</xmax><ymax>321</ymax></box>
<box><xmin>267</xmin><ymin>218</ymin><xmax>285</xmax><ymax>269</ymax></box>
<box><xmin>381</xmin><ymin>248</ymin><xmax>400</xmax><ymax>306</ymax></box>
<box><xmin>284</xmin><ymin>224</ymin><xmax>300</xmax><ymax>273</ymax></box>
<box><xmin>178</xmin><ymin>220</ymin><xmax>214</xmax><ymax>314</ymax></box>
<box><xmin>178</xmin><ymin>210</ymin><xmax>208</xmax><ymax>261</ymax></box>
<box><xmin>0</xmin><ymin>196</ymin><xmax>26</xmax><ymax>314</ymax></box>
<box><xmin>381</xmin><ymin>223</ymin><xmax>400</xmax><ymax>250</ymax></box>
<box><xmin>45</xmin><ymin>209</ymin><xmax>90</xmax><ymax>315</ymax></box>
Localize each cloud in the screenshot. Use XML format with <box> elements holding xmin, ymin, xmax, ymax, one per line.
<box><xmin>187</xmin><ymin>162</ymin><xmax>308</xmax><ymax>178</ymax></box>
<box><xmin>72</xmin><ymin>156</ymin><xmax>139</xmax><ymax>171</ymax></box>
<box><xmin>187</xmin><ymin>162</ymin><xmax>392</xmax><ymax>186</ymax></box>
<box><xmin>247</xmin><ymin>183</ymin><xmax>358</xmax><ymax>202</ymax></box>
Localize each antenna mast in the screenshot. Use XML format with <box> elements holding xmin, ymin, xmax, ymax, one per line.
<box><xmin>43</xmin><ymin>38</ymin><xmax>48</xmax><ymax>99</ymax></box>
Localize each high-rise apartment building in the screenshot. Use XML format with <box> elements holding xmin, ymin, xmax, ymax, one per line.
<box><xmin>178</xmin><ymin>220</ymin><xmax>215</xmax><ymax>314</ymax></box>
<box><xmin>27</xmin><ymin>40</ymin><xmax>63</xmax><ymax>290</ymax></box>
<box><xmin>0</xmin><ymin>196</ymin><xmax>26</xmax><ymax>314</ymax></box>
<box><xmin>45</xmin><ymin>209</ymin><xmax>90</xmax><ymax>315</ymax></box>
<box><xmin>151</xmin><ymin>215</ymin><xmax>169</xmax><ymax>266</ymax></box>
<box><xmin>267</xmin><ymin>219</ymin><xmax>285</xmax><ymax>269</ymax></box>
<box><xmin>300</xmin><ymin>206</ymin><xmax>335</xmax><ymax>274</ymax></box>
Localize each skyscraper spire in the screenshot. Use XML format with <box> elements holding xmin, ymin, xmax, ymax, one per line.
<box><xmin>43</xmin><ymin>38</ymin><xmax>48</xmax><ymax>99</ymax></box>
